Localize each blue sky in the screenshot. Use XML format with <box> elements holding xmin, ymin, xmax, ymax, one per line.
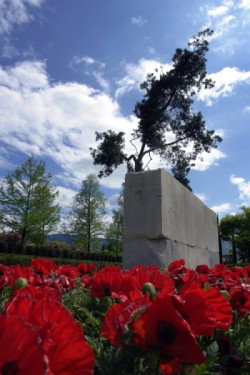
<box><xmin>0</xmin><ymin>0</ymin><xmax>250</xmax><ymax>223</ymax></box>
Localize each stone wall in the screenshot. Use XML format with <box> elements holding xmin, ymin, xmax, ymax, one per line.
<box><xmin>122</xmin><ymin>169</ymin><xmax>220</xmax><ymax>269</ymax></box>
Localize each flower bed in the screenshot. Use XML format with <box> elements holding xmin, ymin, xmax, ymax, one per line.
<box><xmin>0</xmin><ymin>259</ymin><xmax>249</xmax><ymax>374</ymax></box>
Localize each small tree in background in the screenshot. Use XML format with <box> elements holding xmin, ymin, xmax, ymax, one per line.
<box><xmin>90</xmin><ymin>29</ymin><xmax>222</xmax><ymax>189</ymax></box>
<box><xmin>66</xmin><ymin>174</ymin><xmax>107</xmax><ymax>253</ymax></box>
<box><xmin>0</xmin><ymin>156</ymin><xmax>60</xmax><ymax>245</ymax></box>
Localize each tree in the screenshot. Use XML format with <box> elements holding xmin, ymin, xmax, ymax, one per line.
<box><xmin>67</xmin><ymin>174</ymin><xmax>107</xmax><ymax>253</ymax></box>
<box><xmin>219</xmin><ymin>214</ymin><xmax>241</xmax><ymax>264</ymax></box>
<box><xmin>90</xmin><ymin>29</ymin><xmax>222</xmax><ymax>187</ymax></box>
<box><xmin>219</xmin><ymin>206</ymin><xmax>250</xmax><ymax>263</ymax></box>
<box><xmin>106</xmin><ymin>188</ymin><xmax>124</xmax><ymax>253</ymax></box>
<box><xmin>235</xmin><ymin>206</ymin><xmax>250</xmax><ymax>262</ymax></box>
<box><xmin>0</xmin><ymin>156</ymin><xmax>60</xmax><ymax>245</ymax></box>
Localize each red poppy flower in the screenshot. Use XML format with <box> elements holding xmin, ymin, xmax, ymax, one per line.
<box><xmin>81</xmin><ymin>274</ymin><xmax>93</xmax><ymax>288</ymax></box>
<box><xmin>230</xmin><ymin>266</ymin><xmax>247</xmax><ymax>279</ymax></box>
<box><xmin>131</xmin><ymin>294</ymin><xmax>206</xmax><ymax>365</ymax></box>
<box><xmin>6</xmin><ymin>293</ymin><xmax>95</xmax><ymax>375</ymax></box>
<box><xmin>167</xmin><ymin>259</ymin><xmax>186</xmax><ymax>275</ymax></box>
<box><xmin>88</xmin><ymin>263</ymin><xmax>98</xmax><ymax>274</ymax></box>
<box><xmin>196</xmin><ymin>264</ymin><xmax>211</xmax><ymax>275</ymax></box>
<box><xmin>160</xmin><ymin>358</ymin><xmax>182</xmax><ymax>375</ymax></box>
<box><xmin>55</xmin><ymin>275</ymin><xmax>75</xmax><ymax>291</ymax></box>
<box><xmin>0</xmin><ymin>314</ymin><xmax>49</xmax><ymax>375</ymax></box>
<box><xmin>90</xmin><ymin>267</ymin><xmax>122</xmax><ymax>298</ymax></box>
<box><xmin>56</xmin><ymin>265</ymin><xmax>79</xmax><ymax>279</ymax></box>
<box><xmin>212</xmin><ymin>263</ymin><xmax>230</xmax><ymax>278</ymax></box>
<box><xmin>101</xmin><ymin>294</ymin><xmax>150</xmax><ymax>347</ymax></box>
<box><xmin>175</xmin><ymin>279</ymin><xmax>233</xmax><ymax>334</ymax></box>
<box><xmin>196</xmin><ymin>273</ymin><xmax>209</xmax><ymax>287</ymax></box>
<box><xmin>229</xmin><ymin>284</ymin><xmax>250</xmax><ymax>314</ymax></box>
<box><xmin>132</xmin><ymin>267</ymin><xmax>175</xmax><ymax>296</ymax></box>
<box><xmin>111</xmin><ymin>275</ymin><xmax>143</xmax><ymax>302</ymax></box>
<box><xmin>6</xmin><ymin>264</ymin><xmax>37</xmax><ymax>288</ymax></box>
<box><xmin>5</xmin><ymin>285</ymin><xmax>62</xmax><ymax>309</ymax></box>
<box><xmin>31</xmin><ymin>258</ymin><xmax>58</xmax><ymax>276</ymax></box>
<box><xmin>243</xmin><ymin>265</ymin><xmax>250</xmax><ymax>278</ymax></box>
<box><xmin>76</xmin><ymin>263</ymin><xmax>89</xmax><ymax>276</ymax></box>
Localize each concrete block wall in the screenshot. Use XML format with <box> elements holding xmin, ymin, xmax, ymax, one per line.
<box><xmin>122</xmin><ymin>169</ymin><xmax>220</xmax><ymax>269</ymax></box>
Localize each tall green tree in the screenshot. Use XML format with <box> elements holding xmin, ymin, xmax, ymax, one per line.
<box><xmin>219</xmin><ymin>213</ymin><xmax>241</xmax><ymax>264</ymax></box>
<box><xmin>106</xmin><ymin>188</ymin><xmax>124</xmax><ymax>253</ymax></box>
<box><xmin>219</xmin><ymin>206</ymin><xmax>250</xmax><ymax>263</ymax></box>
<box><xmin>67</xmin><ymin>174</ymin><xmax>107</xmax><ymax>253</ymax></box>
<box><xmin>90</xmin><ymin>29</ymin><xmax>222</xmax><ymax>188</ymax></box>
<box><xmin>235</xmin><ymin>206</ymin><xmax>250</xmax><ymax>262</ymax></box>
<box><xmin>0</xmin><ymin>156</ymin><xmax>60</xmax><ymax>245</ymax></box>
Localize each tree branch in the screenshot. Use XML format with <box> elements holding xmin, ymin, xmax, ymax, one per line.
<box><xmin>142</xmin><ymin>136</ymin><xmax>189</xmax><ymax>157</ymax></box>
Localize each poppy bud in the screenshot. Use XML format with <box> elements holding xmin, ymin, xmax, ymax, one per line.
<box><xmin>203</xmin><ymin>282</ymin><xmax>210</xmax><ymax>291</ymax></box>
<box><xmin>220</xmin><ymin>290</ymin><xmax>229</xmax><ymax>300</ymax></box>
<box><xmin>14</xmin><ymin>277</ymin><xmax>28</xmax><ymax>290</ymax></box>
<box><xmin>142</xmin><ymin>282</ymin><xmax>157</xmax><ymax>301</ymax></box>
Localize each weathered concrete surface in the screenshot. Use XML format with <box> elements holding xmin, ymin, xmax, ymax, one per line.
<box><xmin>122</xmin><ymin>169</ymin><xmax>220</xmax><ymax>269</ymax></box>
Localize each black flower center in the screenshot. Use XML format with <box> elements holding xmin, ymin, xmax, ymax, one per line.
<box><xmin>104</xmin><ymin>285</ymin><xmax>110</xmax><ymax>296</ymax></box>
<box><xmin>2</xmin><ymin>361</ymin><xmax>19</xmax><ymax>375</ymax></box>
<box><xmin>157</xmin><ymin>321</ymin><xmax>177</xmax><ymax>345</ymax></box>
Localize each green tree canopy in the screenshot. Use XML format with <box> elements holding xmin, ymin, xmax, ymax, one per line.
<box><xmin>0</xmin><ymin>156</ymin><xmax>60</xmax><ymax>245</ymax></box>
<box><xmin>220</xmin><ymin>206</ymin><xmax>250</xmax><ymax>263</ymax></box>
<box><xmin>90</xmin><ymin>29</ymin><xmax>222</xmax><ymax>189</ymax></box>
<box><xmin>66</xmin><ymin>174</ymin><xmax>107</xmax><ymax>253</ymax></box>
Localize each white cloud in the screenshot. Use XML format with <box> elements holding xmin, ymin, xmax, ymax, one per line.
<box><xmin>131</xmin><ymin>16</ymin><xmax>147</xmax><ymax>27</ymax></box>
<box><xmin>0</xmin><ymin>59</ymin><xmax>229</xmax><ymax>197</ymax></box>
<box><xmin>0</xmin><ymin>0</ymin><xmax>45</xmax><ymax>35</ymax></box>
<box><xmin>201</xmin><ymin>0</ymin><xmax>250</xmax><ymax>54</ymax></box>
<box><xmin>106</xmin><ymin>194</ymin><xmax>120</xmax><ymax>211</ymax></box>
<box><xmin>210</xmin><ymin>203</ymin><xmax>232</xmax><ymax>214</ymax></box>
<box><xmin>55</xmin><ymin>186</ymin><xmax>77</xmax><ymax>209</ymax></box>
<box><xmin>238</xmin><ymin>0</ymin><xmax>250</xmax><ymax>9</ymax></box>
<box><xmin>192</xmin><ymin>148</ymin><xmax>226</xmax><ymax>171</ymax></box>
<box><xmin>69</xmin><ymin>55</ymin><xmax>109</xmax><ymax>91</ymax></box>
<box><xmin>207</xmin><ymin>4</ymin><xmax>231</xmax><ymax>18</ymax></box>
<box><xmin>230</xmin><ymin>175</ymin><xmax>250</xmax><ymax>200</ymax></box>
<box><xmin>194</xmin><ymin>193</ymin><xmax>208</xmax><ymax>203</ymax></box>
<box><xmin>115</xmin><ymin>58</ymin><xmax>172</xmax><ymax>98</ymax></box>
<box><xmin>0</xmin><ymin>60</ymin><xmax>136</xmax><ymax>190</ymax></box>
<box><xmin>198</xmin><ymin>67</ymin><xmax>250</xmax><ymax>105</ymax></box>
<box><xmin>1</xmin><ymin>42</ymin><xmax>19</xmax><ymax>59</ymax></box>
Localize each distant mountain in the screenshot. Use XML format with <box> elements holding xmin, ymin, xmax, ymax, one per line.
<box><xmin>46</xmin><ymin>233</ymin><xmax>75</xmax><ymax>246</ymax></box>
<box><xmin>46</xmin><ymin>233</ymin><xmax>109</xmax><ymax>250</ymax></box>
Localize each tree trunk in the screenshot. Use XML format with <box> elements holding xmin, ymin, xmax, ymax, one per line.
<box><xmin>232</xmin><ymin>240</ymin><xmax>237</xmax><ymax>264</ymax></box>
<box><xmin>87</xmin><ymin>223</ymin><xmax>91</xmax><ymax>254</ymax></box>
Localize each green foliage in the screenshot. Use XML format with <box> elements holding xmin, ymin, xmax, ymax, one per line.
<box><xmin>65</xmin><ymin>174</ymin><xmax>107</xmax><ymax>253</ymax></box>
<box><xmin>61</xmin><ymin>284</ymin><xmax>250</xmax><ymax>375</ymax></box>
<box><xmin>91</xmin><ymin>29</ymin><xmax>222</xmax><ymax>189</ymax></box>
<box><xmin>0</xmin><ymin>156</ymin><xmax>60</xmax><ymax>245</ymax></box>
<box><xmin>220</xmin><ymin>206</ymin><xmax>250</xmax><ymax>263</ymax></box>
<box><xmin>90</xmin><ymin>131</ymin><xmax>126</xmax><ymax>178</ymax></box>
<box><xmin>0</xmin><ymin>252</ymin><xmax>121</xmax><ymax>267</ymax></box>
